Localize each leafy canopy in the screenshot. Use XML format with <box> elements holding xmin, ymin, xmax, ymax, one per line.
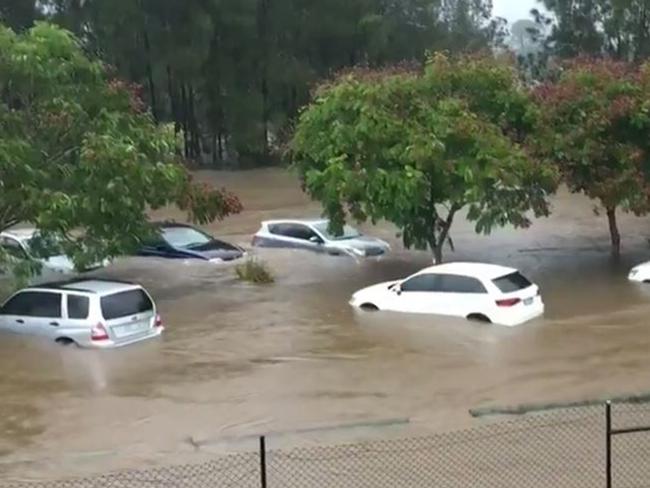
<box><xmin>0</xmin><ymin>23</ymin><xmax>241</xmax><ymax>274</ymax></box>
<box><xmin>291</xmin><ymin>54</ymin><xmax>555</xmax><ymax>262</ymax></box>
<box><xmin>533</xmin><ymin>58</ymin><xmax>650</xmax><ymax>255</ymax></box>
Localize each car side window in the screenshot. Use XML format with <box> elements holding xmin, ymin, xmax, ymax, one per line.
<box><xmin>270</xmin><ymin>224</ymin><xmax>318</xmax><ymax>241</ymax></box>
<box><xmin>1</xmin><ymin>237</ymin><xmax>28</xmax><ymax>260</ymax></box>
<box><xmin>1</xmin><ymin>291</ymin><xmax>62</xmax><ymax>317</ymax></box>
<box><xmin>438</xmin><ymin>275</ymin><xmax>487</xmax><ymax>294</ymax></box>
<box><xmin>401</xmin><ymin>274</ymin><xmax>440</xmax><ymax>292</ymax></box>
<box><xmin>67</xmin><ymin>294</ymin><xmax>90</xmax><ymax>319</ymax></box>
<box><xmin>268</xmin><ymin>224</ymin><xmax>291</xmax><ymax>237</ymax></box>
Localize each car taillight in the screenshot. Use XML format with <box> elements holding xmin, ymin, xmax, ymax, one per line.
<box><xmin>91</xmin><ymin>322</ymin><xmax>109</xmax><ymax>341</ymax></box>
<box><xmin>496</xmin><ymin>298</ymin><xmax>521</xmax><ymax>307</ymax></box>
<box><xmin>154</xmin><ymin>314</ymin><xmax>163</xmax><ymax>328</ymax></box>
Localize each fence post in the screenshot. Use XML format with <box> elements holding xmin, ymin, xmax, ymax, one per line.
<box><xmin>260</xmin><ymin>436</ymin><xmax>268</xmax><ymax>488</ymax></box>
<box><xmin>606</xmin><ymin>401</ymin><xmax>612</xmax><ymax>488</ymax></box>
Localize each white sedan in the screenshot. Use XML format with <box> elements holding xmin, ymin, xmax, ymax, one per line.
<box><xmin>350</xmin><ymin>262</ymin><xmax>544</xmax><ymax>326</ymax></box>
<box><xmin>629</xmin><ymin>261</ymin><xmax>650</xmax><ymax>282</ymax></box>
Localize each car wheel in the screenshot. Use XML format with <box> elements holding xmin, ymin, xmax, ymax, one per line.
<box><xmin>466</xmin><ymin>313</ymin><xmax>492</xmax><ymax>324</ymax></box>
<box><xmin>360</xmin><ymin>303</ymin><xmax>379</xmax><ymax>312</ymax></box>
<box><xmin>55</xmin><ymin>337</ymin><xmax>76</xmax><ymax>347</ymax></box>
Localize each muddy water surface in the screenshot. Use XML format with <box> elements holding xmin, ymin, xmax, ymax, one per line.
<box><xmin>3</xmin><ymin>169</ymin><xmax>650</xmax><ymax>480</ymax></box>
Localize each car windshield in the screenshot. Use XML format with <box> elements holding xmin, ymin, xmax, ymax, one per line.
<box><xmin>162</xmin><ymin>227</ymin><xmax>212</xmax><ymax>249</ymax></box>
<box><xmin>313</xmin><ymin>222</ymin><xmax>362</xmax><ymax>241</ymax></box>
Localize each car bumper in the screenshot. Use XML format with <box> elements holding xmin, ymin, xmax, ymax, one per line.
<box><xmin>492</xmin><ymin>300</ymin><xmax>545</xmax><ymax>327</ymax></box>
<box><xmin>83</xmin><ymin>327</ymin><xmax>164</xmax><ymax>349</ymax></box>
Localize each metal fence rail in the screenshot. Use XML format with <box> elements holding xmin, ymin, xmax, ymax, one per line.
<box><xmin>2</xmin><ymin>402</ymin><xmax>650</xmax><ymax>488</ymax></box>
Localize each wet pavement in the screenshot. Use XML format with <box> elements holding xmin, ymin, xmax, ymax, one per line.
<box><xmin>3</xmin><ymin>169</ymin><xmax>650</xmax><ymax>480</ymax></box>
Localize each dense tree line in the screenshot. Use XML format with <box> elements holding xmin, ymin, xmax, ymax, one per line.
<box><xmin>0</xmin><ymin>0</ymin><xmax>505</xmax><ymax>167</ymax></box>
<box><xmin>536</xmin><ymin>0</ymin><xmax>650</xmax><ymax>61</ymax></box>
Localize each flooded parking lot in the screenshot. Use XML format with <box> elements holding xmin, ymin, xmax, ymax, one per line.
<box><xmin>3</xmin><ymin>169</ymin><xmax>650</xmax><ymax>480</ymax></box>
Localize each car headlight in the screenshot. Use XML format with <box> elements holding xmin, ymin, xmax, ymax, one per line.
<box><xmin>630</xmin><ymin>268</ymin><xmax>639</xmax><ymax>277</ymax></box>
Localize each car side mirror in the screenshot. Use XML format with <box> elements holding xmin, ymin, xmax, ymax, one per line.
<box><xmin>392</xmin><ymin>284</ymin><xmax>402</xmax><ymax>296</ymax></box>
<box><xmin>309</xmin><ymin>236</ymin><xmax>323</xmax><ymax>244</ymax></box>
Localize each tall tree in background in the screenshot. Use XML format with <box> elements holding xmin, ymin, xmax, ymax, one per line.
<box><xmin>23</xmin><ymin>0</ymin><xmax>503</xmax><ymax>168</ymax></box>
<box><xmin>0</xmin><ymin>0</ymin><xmax>38</xmax><ymax>31</ymax></box>
<box><xmin>540</xmin><ymin>0</ymin><xmax>650</xmax><ymax>61</ymax></box>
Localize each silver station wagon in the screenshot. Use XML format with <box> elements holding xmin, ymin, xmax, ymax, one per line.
<box><xmin>0</xmin><ymin>279</ymin><xmax>163</xmax><ymax>348</ymax></box>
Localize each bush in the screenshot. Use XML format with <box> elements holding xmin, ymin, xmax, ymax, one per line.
<box><xmin>235</xmin><ymin>258</ymin><xmax>274</xmax><ymax>284</ymax></box>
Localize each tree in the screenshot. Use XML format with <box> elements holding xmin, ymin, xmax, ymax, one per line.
<box><xmin>0</xmin><ymin>0</ymin><xmax>38</xmax><ymax>31</ymax></box>
<box><xmin>0</xmin><ymin>23</ymin><xmax>241</xmax><ymax>276</ymax></box>
<box><xmin>539</xmin><ymin>0</ymin><xmax>606</xmax><ymax>58</ymax></box>
<box><xmin>540</xmin><ymin>0</ymin><xmax>650</xmax><ymax>62</ymax></box>
<box><xmin>35</xmin><ymin>0</ymin><xmax>507</xmax><ymax>168</ymax></box>
<box><xmin>291</xmin><ymin>54</ymin><xmax>555</xmax><ymax>263</ymax></box>
<box><xmin>533</xmin><ymin>58</ymin><xmax>650</xmax><ymax>257</ymax></box>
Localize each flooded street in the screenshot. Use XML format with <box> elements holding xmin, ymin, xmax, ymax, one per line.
<box><xmin>3</xmin><ymin>169</ymin><xmax>650</xmax><ymax>481</ymax></box>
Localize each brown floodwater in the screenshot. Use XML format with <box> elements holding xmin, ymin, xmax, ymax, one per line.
<box><xmin>3</xmin><ymin>169</ymin><xmax>650</xmax><ymax>481</ymax></box>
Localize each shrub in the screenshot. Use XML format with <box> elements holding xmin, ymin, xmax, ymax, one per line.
<box><xmin>235</xmin><ymin>258</ymin><xmax>274</xmax><ymax>284</ymax></box>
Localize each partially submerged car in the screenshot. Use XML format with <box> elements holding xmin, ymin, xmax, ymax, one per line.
<box><xmin>0</xmin><ymin>278</ymin><xmax>163</xmax><ymax>348</ymax></box>
<box><xmin>629</xmin><ymin>261</ymin><xmax>650</xmax><ymax>282</ymax></box>
<box><xmin>137</xmin><ymin>222</ymin><xmax>245</xmax><ymax>263</ymax></box>
<box><xmin>350</xmin><ymin>262</ymin><xmax>544</xmax><ymax>326</ymax></box>
<box><xmin>0</xmin><ymin>229</ymin><xmax>109</xmax><ymax>278</ymax></box>
<box><xmin>252</xmin><ymin>219</ymin><xmax>390</xmax><ymax>257</ymax></box>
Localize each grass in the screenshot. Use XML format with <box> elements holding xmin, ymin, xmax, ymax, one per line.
<box><xmin>235</xmin><ymin>258</ymin><xmax>275</xmax><ymax>284</ymax></box>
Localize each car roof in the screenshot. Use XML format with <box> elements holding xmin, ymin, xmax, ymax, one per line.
<box><xmin>151</xmin><ymin>221</ymin><xmax>197</xmax><ymax>229</ymax></box>
<box><xmin>416</xmin><ymin>262</ymin><xmax>518</xmax><ymax>280</ymax></box>
<box><xmin>27</xmin><ymin>278</ymin><xmax>142</xmax><ymax>295</ymax></box>
<box><xmin>0</xmin><ymin>228</ymin><xmax>37</xmax><ymax>242</ymax></box>
<box><xmin>262</xmin><ymin>218</ymin><xmax>328</xmax><ymax>227</ymax></box>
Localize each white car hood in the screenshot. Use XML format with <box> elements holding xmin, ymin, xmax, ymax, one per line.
<box><xmin>353</xmin><ymin>280</ymin><xmax>399</xmax><ymax>299</ymax></box>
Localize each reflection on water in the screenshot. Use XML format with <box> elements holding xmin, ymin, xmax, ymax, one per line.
<box><xmin>3</xmin><ymin>170</ymin><xmax>650</xmax><ymax>479</ymax></box>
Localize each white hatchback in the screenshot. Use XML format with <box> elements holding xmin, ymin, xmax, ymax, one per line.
<box><xmin>350</xmin><ymin>262</ymin><xmax>544</xmax><ymax>326</ymax></box>
<box><xmin>628</xmin><ymin>261</ymin><xmax>650</xmax><ymax>283</ymax></box>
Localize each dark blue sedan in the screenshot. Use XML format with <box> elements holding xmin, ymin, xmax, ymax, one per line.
<box><xmin>138</xmin><ymin>223</ymin><xmax>245</xmax><ymax>262</ymax></box>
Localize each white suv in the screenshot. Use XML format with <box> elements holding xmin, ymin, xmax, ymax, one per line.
<box><xmin>0</xmin><ymin>279</ymin><xmax>163</xmax><ymax>348</ymax></box>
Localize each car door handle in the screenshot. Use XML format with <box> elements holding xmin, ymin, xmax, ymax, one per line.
<box><xmin>15</xmin><ymin>319</ymin><xmax>24</xmax><ymax>324</ymax></box>
<box><xmin>49</xmin><ymin>321</ymin><xmax>59</xmax><ymax>327</ymax></box>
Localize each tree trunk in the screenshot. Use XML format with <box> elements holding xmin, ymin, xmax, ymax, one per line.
<box><xmin>188</xmin><ymin>85</ymin><xmax>200</xmax><ymax>160</ymax></box>
<box><xmin>432</xmin><ymin>241</ymin><xmax>444</xmax><ymax>264</ymax></box>
<box><xmin>180</xmin><ymin>84</ymin><xmax>190</xmax><ymax>159</ymax></box>
<box><xmin>430</xmin><ymin>205</ymin><xmax>460</xmax><ymax>264</ymax></box>
<box><xmin>167</xmin><ymin>66</ymin><xmax>180</xmax><ymax>135</ymax></box>
<box><xmin>257</xmin><ymin>0</ymin><xmax>270</xmax><ymax>157</ymax></box>
<box><xmin>606</xmin><ymin>206</ymin><xmax>621</xmax><ymax>258</ymax></box>
<box><xmin>142</xmin><ymin>32</ymin><xmax>158</xmax><ymax>121</ymax></box>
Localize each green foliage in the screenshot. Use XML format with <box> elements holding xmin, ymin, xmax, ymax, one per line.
<box><xmin>235</xmin><ymin>258</ymin><xmax>275</xmax><ymax>284</ymax></box>
<box><xmin>292</xmin><ymin>53</ymin><xmax>556</xmax><ymax>262</ymax></box>
<box><xmin>533</xmin><ymin>58</ymin><xmax>650</xmax><ymax>255</ymax></box>
<box><xmin>0</xmin><ymin>23</ymin><xmax>241</xmax><ymax>274</ymax></box>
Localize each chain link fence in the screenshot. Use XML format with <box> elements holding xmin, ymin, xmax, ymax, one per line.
<box><xmin>2</xmin><ymin>402</ymin><xmax>650</xmax><ymax>488</ymax></box>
